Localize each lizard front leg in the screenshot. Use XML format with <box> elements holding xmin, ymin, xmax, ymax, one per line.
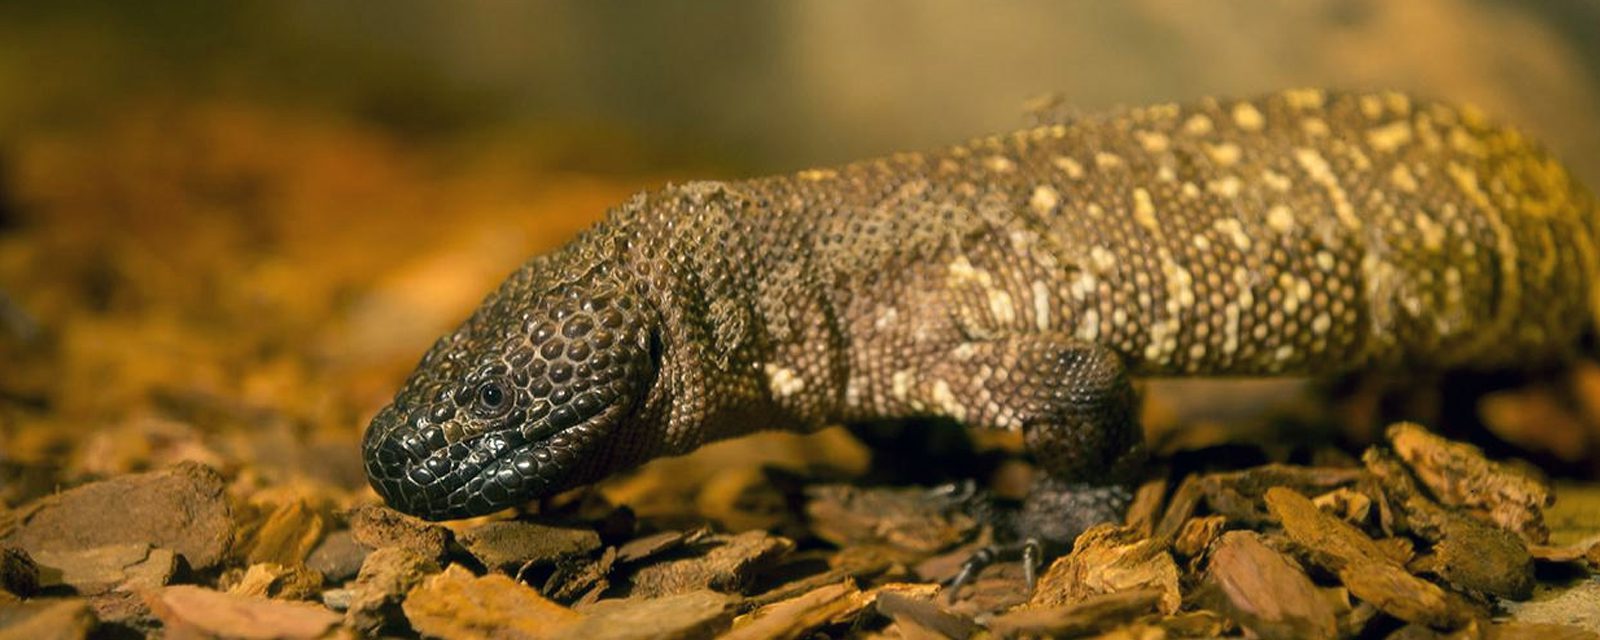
<box><xmin>893</xmin><ymin>334</ymin><xmax>1144</xmax><ymax>597</ymax></box>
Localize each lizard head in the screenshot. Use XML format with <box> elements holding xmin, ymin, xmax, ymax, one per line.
<box><xmin>361</xmin><ymin>261</ymin><xmax>659</xmax><ymax>521</ymax></box>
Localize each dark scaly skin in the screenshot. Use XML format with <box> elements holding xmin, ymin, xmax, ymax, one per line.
<box><xmin>362</xmin><ymin>89</ymin><xmax>1600</xmax><ymax>558</ymax></box>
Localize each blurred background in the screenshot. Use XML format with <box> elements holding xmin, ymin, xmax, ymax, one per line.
<box><xmin>4</xmin><ymin>0</ymin><xmax>1600</xmax><ymax>506</ymax></box>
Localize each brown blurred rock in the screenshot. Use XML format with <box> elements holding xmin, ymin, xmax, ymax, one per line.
<box><xmin>457</xmin><ymin>520</ymin><xmax>600</xmax><ymax>574</ymax></box>
<box><xmin>346</xmin><ymin>546</ymin><xmax>441</xmax><ymax>635</ymax></box>
<box><xmin>1388</xmin><ymin>422</ymin><xmax>1553</xmax><ymax>543</ymax></box>
<box><xmin>304</xmin><ymin>529</ymin><xmax>371</xmax><ymax>583</ymax></box>
<box><xmin>1027</xmin><ymin>524</ymin><xmax>1180</xmax><ymax>615</ymax></box>
<box><xmin>626</xmin><ymin>530</ymin><xmax>793</xmax><ymax>598</ymax></box>
<box><xmin>148</xmin><ymin>585</ymin><xmax>341</xmax><ymax>640</ymax></box>
<box><xmin>347</xmin><ymin>503</ymin><xmax>450</xmax><ymax>563</ymax></box>
<box><xmin>30</xmin><ymin>543</ymin><xmax>175</xmax><ymax>595</ymax></box>
<box><xmin>0</xmin><ymin>599</ymin><xmax>97</xmax><ymax>640</ymax></box>
<box><xmin>805</xmin><ymin>485</ymin><xmax>977</xmax><ymax>558</ymax></box>
<box><xmin>227</xmin><ymin>562</ymin><xmax>323</xmax><ymax>600</ymax></box>
<box><xmin>1</xmin><ymin>462</ymin><xmax>232</xmax><ymax>570</ymax></box>
<box><xmin>1207</xmin><ymin>530</ymin><xmax>1337</xmax><ymax>640</ymax></box>
<box><xmin>403</xmin><ymin>564</ymin><xmax>580</xmax><ymax>639</ymax></box>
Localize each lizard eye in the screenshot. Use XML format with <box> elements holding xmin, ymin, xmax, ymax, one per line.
<box><xmin>473</xmin><ymin>381</ymin><xmax>510</xmax><ymax>417</ymax></box>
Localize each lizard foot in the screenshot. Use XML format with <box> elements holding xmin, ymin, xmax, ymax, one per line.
<box><xmin>936</xmin><ymin>476</ymin><xmax>1132</xmax><ymax>602</ymax></box>
<box><xmin>944</xmin><ymin>538</ymin><xmax>1043</xmax><ymax>602</ymax></box>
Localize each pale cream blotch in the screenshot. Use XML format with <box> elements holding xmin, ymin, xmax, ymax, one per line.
<box><xmin>1232</xmin><ymin>102</ymin><xmax>1266</xmax><ymax>132</ymax></box>
<box><xmin>764</xmin><ymin>364</ymin><xmax>806</xmax><ymax>398</ymax></box>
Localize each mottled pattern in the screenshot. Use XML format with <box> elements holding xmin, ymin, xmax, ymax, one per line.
<box><xmin>363</xmin><ymin>90</ymin><xmax>1600</xmax><ymax>548</ymax></box>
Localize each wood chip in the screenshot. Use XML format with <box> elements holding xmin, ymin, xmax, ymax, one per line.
<box><xmin>0</xmin><ymin>599</ymin><xmax>97</xmax><ymax>640</ymax></box>
<box><xmin>723</xmin><ymin>581</ymin><xmax>866</xmax><ymax>640</ymax></box>
<box><xmin>402</xmin><ymin>564</ymin><xmax>580</xmax><ymax>639</ymax></box>
<box><xmin>805</xmin><ymin>485</ymin><xmax>978</xmax><ymax>558</ymax></box>
<box><xmin>988</xmin><ymin>589</ymin><xmax>1163</xmax><ymax>637</ymax></box>
<box><xmin>625</xmin><ymin>530</ymin><xmax>793</xmax><ymax>598</ymax></box>
<box><xmin>148</xmin><ymin>585</ymin><xmax>341</xmax><ymax>640</ymax></box>
<box><xmin>2</xmin><ymin>462</ymin><xmax>233</xmax><ymax>571</ymax></box>
<box><xmin>226</xmin><ymin>562</ymin><xmax>322</xmax><ymax>600</ymax></box>
<box><xmin>347</xmin><ymin>503</ymin><xmax>451</xmax><ymax>563</ymax></box>
<box><xmin>1388</xmin><ymin>422</ymin><xmax>1553</xmax><ymax>543</ymax></box>
<box><xmin>1207</xmin><ymin>530</ymin><xmax>1337</xmax><ymax>639</ymax></box>
<box><xmin>1027</xmin><ymin>524</ymin><xmax>1180</xmax><ymax>615</ymax></box>
<box><xmin>458</xmin><ymin>520</ymin><xmax>601</xmax><ymax>573</ymax></box>
<box><xmin>1264</xmin><ymin>486</ymin><xmax>1479</xmax><ymax>628</ymax></box>
<box><xmin>30</xmin><ymin>543</ymin><xmax>176</xmax><ymax>595</ymax></box>
<box><xmin>1364</xmin><ymin>446</ymin><xmax>1535</xmax><ymax>599</ymax></box>
<box><xmin>347</xmin><ymin>546</ymin><xmax>441</xmax><ymax>635</ymax></box>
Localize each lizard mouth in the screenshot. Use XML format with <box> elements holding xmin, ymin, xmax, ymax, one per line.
<box><xmin>362</xmin><ymin>402</ymin><xmax>611</xmax><ymax>521</ymax></box>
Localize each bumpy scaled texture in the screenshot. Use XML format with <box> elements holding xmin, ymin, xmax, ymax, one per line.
<box><xmin>363</xmin><ymin>89</ymin><xmax>1600</xmax><ymax>550</ymax></box>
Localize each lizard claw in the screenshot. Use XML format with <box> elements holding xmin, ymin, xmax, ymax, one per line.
<box><xmin>942</xmin><ymin>538</ymin><xmax>1046</xmax><ymax>603</ymax></box>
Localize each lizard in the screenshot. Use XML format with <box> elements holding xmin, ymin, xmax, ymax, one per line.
<box><xmin>361</xmin><ymin>88</ymin><xmax>1600</xmax><ymax>593</ymax></box>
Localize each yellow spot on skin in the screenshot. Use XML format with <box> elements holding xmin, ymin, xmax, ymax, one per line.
<box><xmin>1390</xmin><ymin>165</ymin><xmax>1419</xmax><ymax>192</ymax></box>
<box><xmin>1077</xmin><ymin>309</ymin><xmax>1100</xmax><ymax>341</ymax></box>
<box><xmin>1069</xmin><ymin>272</ymin><xmax>1098</xmax><ymax>301</ymax></box>
<box><xmin>1031</xmin><ymin>281</ymin><xmax>1052</xmax><ymax>331</ymax></box>
<box><xmin>1192</xmin><ymin>234</ymin><xmax>1212</xmax><ymax>251</ymax></box>
<box><xmin>1415</xmin><ymin>212</ymin><xmax>1447</xmax><ymax>252</ymax></box>
<box><xmin>1183</xmin><ymin>114</ymin><xmax>1213</xmax><ymax>135</ymax></box>
<box><xmin>1275</xmin><ymin>345</ymin><xmax>1297</xmax><ymax>362</ymax></box>
<box><xmin>988</xmin><ymin>289</ymin><xmax>1016</xmax><ymax>325</ymax></box>
<box><xmin>764</xmin><ymin>364</ymin><xmax>806</xmax><ymax>398</ymax></box>
<box><xmin>1359</xmin><ymin>94</ymin><xmax>1385</xmax><ymax>119</ymax></box>
<box><xmin>892</xmin><ymin>370</ymin><xmax>914</xmax><ymax>401</ymax></box>
<box><xmin>1214</xmin><ymin>218</ymin><xmax>1252</xmax><ymax>251</ymax></box>
<box><xmin>931</xmin><ymin>380</ymin><xmax>965</xmax><ymax>421</ymax></box>
<box><xmin>1294</xmin><ymin>148</ymin><xmax>1360</xmax><ymax>231</ymax></box>
<box><xmin>1384</xmin><ymin>91</ymin><xmax>1412</xmax><ymax>115</ymax></box>
<box><xmin>1449</xmin><ymin>128</ymin><xmax>1486</xmax><ymax>157</ymax></box>
<box><xmin>1188</xmin><ymin>343</ymin><xmax>1207</xmax><ymax>360</ymax></box>
<box><xmin>1282</xmin><ymin>88</ymin><xmax>1326</xmax><ymax>110</ymax></box>
<box><xmin>798</xmin><ymin>169</ymin><xmax>837</xmax><ymax>181</ymax></box>
<box><xmin>1030</xmin><ymin>185</ymin><xmax>1060</xmax><ymax>215</ymax></box>
<box><xmin>1446</xmin><ymin>162</ymin><xmax>1492</xmax><ymax>208</ymax></box>
<box><xmin>1136</xmin><ymin>131</ymin><xmax>1170</xmax><ymax>153</ymax></box>
<box><xmin>1054</xmin><ymin>156</ymin><xmax>1085</xmax><ymax>179</ymax></box>
<box><xmin>1365</xmin><ymin>121</ymin><xmax>1413</xmax><ymax>152</ymax></box>
<box><xmin>1156</xmin><ymin>165</ymin><xmax>1177</xmax><ymax>182</ymax></box>
<box><xmin>874</xmin><ymin>306</ymin><xmax>899</xmax><ymax>330</ymax></box>
<box><xmin>1311</xmin><ymin>313</ymin><xmax>1332</xmax><ymax>335</ymax></box>
<box><xmin>948</xmin><ymin>255</ymin><xmax>979</xmax><ymax>282</ymax></box>
<box><xmin>1300</xmin><ymin>118</ymin><xmax>1330</xmax><ymax>137</ymax></box>
<box><xmin>1181</xmin><ymin>182</ymin><xmax>1201</xmax><ymax>199</ymax></box>
<box><xmin>1207</xmin><ymin>176</ymin><xmax>1243</xmax><ymax>199</ymax></box>
<box><xmin>1095</xmin><ymin>152</ymin><xmax>1124</xmax><ymax>170</ymax></box>
<box><xmin>1133</xmin><ymin>188</ymin><xmax>1158</xmax><ymax>230</ymax></box>
<box><xmin>1261</xmin><ymin>170</ymin><xmax>1292</xmax><ymax>192</ymax></box>
<box><xmin>985</xmin><ymin>155</ymin><xmax>1016</xmax><ymax>173</ymax></box>
<box><xmin>1089</xmin><ymin>246</ymin><xmax>1117</xmax><ymax>272</ymax></box>
<box><xmin>1267</xmin><ymin>205</ymin><xmax>1295</xmax><ymax>233</ymax></box>
<box><xmin>1206</xmin><ymin>142</ymin><xmax>1243</xmax><ymax>166</ymax></box>
<box><xmin>1316</xmin><ymin>251</ymin><xmax>1336</xmax><ymax>271</ymax></box>
<box><xmin>1232</xmin><ymin>102</ymin><xmax>1266</xmax><ymax>131</ymax></box>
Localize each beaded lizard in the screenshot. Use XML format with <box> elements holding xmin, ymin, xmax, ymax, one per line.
<box><xmin>362</xmin><ymin>89</ymin><xmax>1599</xmax><ymax>589</ymax></box>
